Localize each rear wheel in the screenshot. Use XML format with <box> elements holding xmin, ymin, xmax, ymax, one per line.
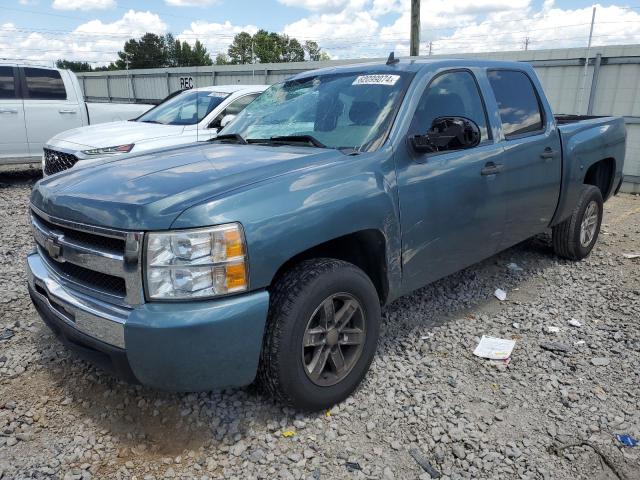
<box><xmin>552</xmin><ymin>185</ymin><xmax>603</xmax><ymax>260</ymax></box>
<box><xmin>258</xmin><ymin>258</ymin><xmax>380</xmax><ymax>411</ymax></box>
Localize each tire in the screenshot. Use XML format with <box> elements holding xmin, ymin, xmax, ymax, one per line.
<box><xmin>552</xmin><ymin>185</ymin><xmax>603</xmax><ymax>260</ymax></box>
<box><xmin>258</xmin><ymin>258</ymin><xmax>381</xmax><ymax>411</ymax></box>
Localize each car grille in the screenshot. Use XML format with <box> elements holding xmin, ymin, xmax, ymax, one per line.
<box><xmin>30</xmin><ymin>207</ymin><xmax>143</xmax><ymax>306</ymax></box>
<box><xmin>43</xmin><ymin>148</ymin><xmax>79</xmax><ymax>176</ymax></box>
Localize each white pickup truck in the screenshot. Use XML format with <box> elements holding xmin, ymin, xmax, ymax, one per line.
<box><xmin>0</xmin><ymin>62</ymin><xmax>152</xmax><ymax>165</ymax></box>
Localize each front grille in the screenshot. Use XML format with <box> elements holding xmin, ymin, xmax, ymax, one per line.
<box><xmin>30</xmin><ymin>207</ymin><xmax>143</xmax><ymax>306</ymax></box>
<box><xmin>44</xmin><ymin>148</ymin><xmax>79</xmax><ymax>175</ymax></box>
<box><xmin>35</xmin><ymin>212</ymin><xmax>125</xmax><ymax>253</ymax></box>
<box><xmin>47</xmin><ymin>258</ymin><xmax>126</xmax><ymax>297</ymax></box>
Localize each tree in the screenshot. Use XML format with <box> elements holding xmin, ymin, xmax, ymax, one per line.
<box><xmin>215</xmin><ymin>53</ymin><xmax>229</xmax><ymax>65</ymax></box>
<box><xmin>55</xmin><ymin>59</ymin><xmax>93</xmax><ymax>72</ymax></box>
<box><xmin>228</xmin><ymin>32</ymin><xmax>253</xmax><ymax>64</ymax></box>
<box><xmin>113</xmin><ymin>33</ymin><xmax>167</xmax><ymax>69</ymax></box>
<box><xmin>304</xmin><ymin>40</ymin><xmax>330</xmax><ymax>61</ymax></box>
<box><xmin>192</xmin><ymin>40</ymin><xmax>213</xmax><ymax>66</ymax></box>
<box><xmin>281</xmin><ymin>36</ymin><xmax>304</xmax><ymax>62</ymax></box>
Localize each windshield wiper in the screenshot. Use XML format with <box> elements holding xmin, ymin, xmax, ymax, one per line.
<box><xmin>212</xmin><ymin>133</ymin><xmax>247</xmax><ymax>145</ymax></box>
<box><xmin>266</xmin><ymin>135</ymin><xmax>327</xmax><ymax>148</ymax></box>
<box><xmin>139</xmin><ymin>119</ymin><xmax>164</xmax><ymax>124</ymax></box>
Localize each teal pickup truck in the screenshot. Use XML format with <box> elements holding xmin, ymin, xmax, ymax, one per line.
<box><xmin>27</xmin><ymin>58</ymin><xmax>625</xmax><ymax>410</ymax></box>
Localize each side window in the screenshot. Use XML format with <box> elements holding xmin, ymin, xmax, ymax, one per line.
<box><xmin>210</xmin><ymin>94</ymin><xmax>259</xmax><ymax>128</ymax></box>
<box><xmin>24</xmin><ymin>68</ymin><xmax>67</xmax><ymax>100</ymax></box>
<box><xmin>224</xmin><ymin>94</ymin><xmax>259</xmax><ymax>116</ymax></box>
<box><xmin>0</xmin><ymin>67</ymin><xmax>16</xmax><ymax>99</ymax></box>
<box><xmin>410</xmin><ymin>70</ymin><xmax>489</xmax><ymax>142</ymax></box>
<box><xmin>487</xmin><ymin>70</ymin><xmax>543</xmax><ymax>138</ymax></box>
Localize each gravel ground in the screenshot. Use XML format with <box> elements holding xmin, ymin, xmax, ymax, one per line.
<box><xmin>0</xmin><ymin>166</ymin><xmax>639</xmax><ymax>480</ymax></box>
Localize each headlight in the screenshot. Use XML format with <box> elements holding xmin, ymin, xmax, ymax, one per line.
<box><xmin>82</xmin><ymin>144</ymin><xmax>134</xmax><ymax>156</ymax></box>
<box><xmin>145</xmin><ymin>223</ymin><xmax>248</xmax><ymax>300</ymax></box>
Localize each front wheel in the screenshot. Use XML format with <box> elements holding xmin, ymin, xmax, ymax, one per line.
<box><xmin>257</xmin><ymin>258</ymin><xmax>380</xmax><ymax>411</ymax></box>
<box><xmin>552</xmin><ymin>185</ymin><xmax>603</xmax><ymax>260</ymax></box>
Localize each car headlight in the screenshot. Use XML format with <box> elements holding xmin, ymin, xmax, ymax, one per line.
<box><xmin>145</xmin><ymin>223</ymin><xmax>248</xmax><ymax>300</ymax></box>
<box><xmin>82</xmin><ymin>144</ymin><xmax>134</xmax><ymax>156</ymax></box>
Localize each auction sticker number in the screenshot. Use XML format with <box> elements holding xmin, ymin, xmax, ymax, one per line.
<box><xmin>352</xmin><ymin>74</ymin><xmax>400</xmax><ymax>86</ymax></box>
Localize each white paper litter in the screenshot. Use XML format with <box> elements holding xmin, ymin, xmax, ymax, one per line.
<box><xmin>574</xmin><ymin>340</ymin><xmax>586</xmax><ymax>346</ymax></box>
<box><xmin>473</xmin><ymin>335</ymin><xmax>516</xmax><ymax>360</ymax></box>
<box><xmin>567</xmin><ymin>318</ymin><xmax>582</xmax><ymax>327</ymax></box>
<box><xmin>506</xmin><ymin>263</ymin><xmax>523</xmax><ymax>272</ymax></box>
<box><xmin>494</xmin><ymin>288</ymin><xmax>507</xmax><ymax>301</ymax></box>
<box><xmin>544</xmin><ymin>326</ymin><xmax>560</xmax><ymax>334</ymax></box>
<box><xmin>623</xmin><ymin>253</ymin><xmax>640</xmax><ymax>259</ymax></box>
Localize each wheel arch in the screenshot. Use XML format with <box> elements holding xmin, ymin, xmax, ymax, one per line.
<box><xmin>584</xmin><ymin>157</ymin><xmax>616</xmax><ymax>200</ymax></box>
<box><xmin>270</xmin><ymin>229</ymin><xmax>390</xmax><ymax>305</ymax></box>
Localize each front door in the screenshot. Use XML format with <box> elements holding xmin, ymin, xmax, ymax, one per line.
<box><xmin>396</xmin><ymin>70</ymin><xmax>507</xmax><ymax>293</ymax></box>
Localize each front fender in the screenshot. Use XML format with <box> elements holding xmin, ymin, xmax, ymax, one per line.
<box><xmin>171</xmin><ymin>150</ymin><xmax>402</xmax><ymax>299</ymax></box>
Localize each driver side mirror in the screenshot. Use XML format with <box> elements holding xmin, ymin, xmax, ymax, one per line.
<box><xmin>410</xmin><ymin>116</ymin><xmax>481</xmax><ymax>154</ymax></box>
<box><xmin>220</xmin><ymin>114</ymin><xmax>236</xmax><ymax>129</ymax></box>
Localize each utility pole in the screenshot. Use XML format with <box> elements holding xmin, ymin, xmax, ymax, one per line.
<box><xmin>523</xmin><ymin>37</ymin><xmax>530</xmax><ymax>51</ymax></box>
<box><xmin>428</xmin><ymin>41</ymin><xmax>433</xmax><ymax>56</ymax></box>
<box><xmin>410</xmin><ymin>0</ymin><xmax>420</xmax><ymax>57</ymax></box>
<box><xmin>125</xmin><ymin>54</ymin><xmax>131</xmax><ymax>103</ymax></box>
<box><xmin>578</xmin><ymin>6</ymin><xmax>597</xmax><ymax>114</ymax></box>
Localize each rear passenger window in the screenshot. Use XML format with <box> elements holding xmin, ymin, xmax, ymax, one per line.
<box><xmin>488</xmin><ymin>70</ymin><xmax>543</xmax><ymax>138</ymax></box>
<box><xmin>410</xmin><ymin>70</ymin><xmax>490</xmax><ymax>142</ymax></box>
<box><xmin>0</xmin><ymin>67</ymin><xmax>16</xmax><ymax>99</ymax></box>
<box><xmin>24</xmin><ymin>68</ymin><xmax>66</xmax><ymax>100</ymax></box>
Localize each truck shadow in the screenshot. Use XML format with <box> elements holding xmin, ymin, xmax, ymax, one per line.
<box><xmin>33</xmin><ymin>231</ymin><xmax>565</xmax><ymax>459</ymax></box>
<box><xmin>0</xmin><ymin>165</ymin><xmax>42</xmax><ymax>186</ymax></box>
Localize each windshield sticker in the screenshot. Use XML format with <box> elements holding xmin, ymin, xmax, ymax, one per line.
<box><xmin>352</xmin><ymin>74</ymin><xmax>400</xmax><ymax>86</ymax></box>
<box><xmin>208</xmin><ymin>92</ymin><xmax>227</xmax><ymax>97</ymax></box>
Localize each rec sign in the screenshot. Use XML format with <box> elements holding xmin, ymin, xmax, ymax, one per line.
<box><xmin>179</xmin><ymin>77</ymin><xmax>194</xmax><ymax>89</ymax></box>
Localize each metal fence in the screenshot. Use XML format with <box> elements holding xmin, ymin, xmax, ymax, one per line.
<box><xmin>77</xmin><ymin>44</ymin><xmax>640</xmax><ymax>188</ymax></box>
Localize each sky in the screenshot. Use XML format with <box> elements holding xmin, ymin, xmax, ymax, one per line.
<box><xmin>1</xmin><ymin>0</ymin><xmax>640</xmax><ymax>66</ymax></box>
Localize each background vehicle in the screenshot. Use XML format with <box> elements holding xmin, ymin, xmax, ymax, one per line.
<box><xmin>26</xmin><ymin>59</ymin><xmax>625</xmax><ymax>411</ymax></box>
<box><xmin>0</xmin><ymin>62</ymin><xmax>152</xmax><ymax>165</ymax></box>
<box><xmin>43</xmin><ymin>84</ymin><xmax>268</xmax><ymax>176</ymax></box>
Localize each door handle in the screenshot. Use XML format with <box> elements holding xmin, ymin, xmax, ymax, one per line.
<box><xmin>58</xmin><ymin>109</ymin><xmax>77</xmax><ymax>114</ymax></box>
<box><xmin>481</xmin><ymin>162</ymin><xmax>503</xmax><ymax>176</ymax></box>
<box><xmin>540</xmin><ymin>148</ymin><xmax>556</xmax><ymax>160</ymax></box>
<box><xmin>0</xmin><ymin>108</ymin><xmax>17</xmax><ymax>114</ymax></box>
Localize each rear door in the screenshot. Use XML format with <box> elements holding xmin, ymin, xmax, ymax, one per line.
<box><xmin>22</xmin><ymin>68</ymin><xmax>83</xmax><ymax>156</ymax></box>
<box><xmin>486</xmin><ymin>69</ymin><xmax>562</xmax><ymax>248</ymax></box>
<box><xmin>0</xmin><ymin>66</ymin><xmax>28</xmax><ymax>161</ymax></box>
<box><xmin>396</xmin><ymin>69</ymin><xmax>507</xmax><ymax>293</ymax></box>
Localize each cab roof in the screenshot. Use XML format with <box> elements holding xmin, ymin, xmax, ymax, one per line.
<box><xmin>288</xmin><ymin>58</ymin><xmax>533</xmax><ymax>81</ymax></box>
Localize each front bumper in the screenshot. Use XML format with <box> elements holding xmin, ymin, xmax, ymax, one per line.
<box><xmin>27</xmin><ymin>251</ymin><xmax>270</xmax><ymax>391</ymax></box>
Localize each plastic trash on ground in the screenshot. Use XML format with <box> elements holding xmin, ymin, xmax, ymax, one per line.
<box><xmin>473</xmin><ymin>335</ymin><xmax>516</xmax><ymax>360</ymax></box>
<box><xmin>622</xmin><ymin>253</ymin><xmax>640</xmax><ymax>259</ymax></box>
<box><xmin>494</xmin><ymin>289</ymin><xmax>507</xmax><ymax>301</ymax></box>
<box><xmin>616</xmin><ymin>434</ymin><xmax>638</xmax><ymax>447</ymax></box>
<box><xmin>567</xmin><ymin>318</ymin><xmax>582</xmax><ymax>327</ymax></box>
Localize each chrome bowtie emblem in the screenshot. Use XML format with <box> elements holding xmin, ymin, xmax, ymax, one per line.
<box><xmin>45</xmin><ymin>234</ymin><xmax>63</xmax><ymax>261</ymax></box>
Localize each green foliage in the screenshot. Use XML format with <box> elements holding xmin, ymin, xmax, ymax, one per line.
<box><xmin>102</xmin><ymin>32</ymin><xmax>213</xmax><ymax>69</ymax></box>
<box><xmin>228</xmin><ymin>32</ymin><xmax>253</xmax><ymax>65</ymax></box>
<box><xmin>55</xmin><ymin>59</ymin><xmax>93</xmax><ymax>72</ymax></box>
<box><xmin>60</xmin><ymin>30</ymin><xmax>325</xmax><ymax>70</ymax></box>
<box><xmin>227</xmin><ymin>30</ymin><xmax>325</xmax><ymax>64</ymax></box>
<box><xmin>215</xmin><ymin>53</ymin><xmax>230</xmax><ymax>65</ymax></box>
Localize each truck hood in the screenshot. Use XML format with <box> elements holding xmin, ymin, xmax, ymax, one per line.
<box><xmin>31</xmin><ymin>143</ymin><xmax>342</xmax><ymax>230</ymax></box>
<box><xmin>48</xmin><ymin>121</ymin><xmax>186</xmax><ymax>149</ymax></box>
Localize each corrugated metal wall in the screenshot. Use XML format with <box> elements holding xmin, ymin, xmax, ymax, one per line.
<box><xmin>77</xmin><ymin>44</ymin><xmax>640</xmax><ymax>182</ymax></box>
